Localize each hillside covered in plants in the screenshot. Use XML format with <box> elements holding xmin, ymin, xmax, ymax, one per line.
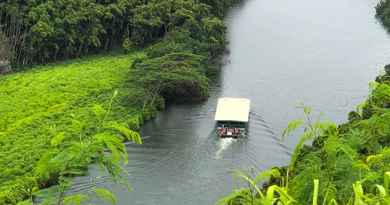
<box><xmin>1</xmin><ymin>0</ymin><xmax>240</xmax><ymax>102</ymax></box>
<box><xmin>0</xmin><ymin>53</ymin><xmax>151</xmax><ymax>204</ymax></box>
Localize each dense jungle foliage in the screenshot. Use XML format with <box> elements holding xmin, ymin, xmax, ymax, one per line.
<box><xmin>0</xmin><ymin>0</ymin><xmax>239</xmax><ymax>101</ymax></box>
<box><xmin>0</xmin><ymin>0</ymin><xmax>238</xmax><ymax>66</ymax></box>
<box><xmin>218</xmin><ymin>67</ymin><xmax>390</xmax><ymax>205</ymax></box>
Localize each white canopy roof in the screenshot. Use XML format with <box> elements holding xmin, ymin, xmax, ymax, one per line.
<box><xmin>214</xmin><ymin>98</ymin><xmax>251</xmax><ymax>122</ymax></box>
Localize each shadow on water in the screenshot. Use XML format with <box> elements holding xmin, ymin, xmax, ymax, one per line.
<box><xmin>72</xmin><ymin>0</ymin><xmax>390</xmax><ymax>204</ymax></box>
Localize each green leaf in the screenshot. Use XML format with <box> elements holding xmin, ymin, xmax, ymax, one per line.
<box><xmin>385</xmin><ymin>172</ymin><xmax>390</xmax><ymax>191</ymax></box>
<box><xmin>234</xmin><ymin>170</ymin><xmax>264</xmax><ymax>199</ymax></box>
<box><xmin>113</xmin><ymin>89</ymin><xmax>119</xmax><ymax>98</ymax></box>
<box><xmin>95</xmin><ymin>188</ymin><xmax>117</xmax><ymax>205</ymax></box>
<box><xmin>297</xmin><ymin>102</ymin><xmax>312</xmax><ymax>115</ymax></box>
<box><xmin>282</xmin><ymin>119</ymin><xmax>304</xmax><ymax>138</ymax></box>
<box><xmin>50</xmin><ymin>132</ymin><xmax>66</xmax><ymax>147</ymax></box>
<box><xmin>375</xmin><ymin>185</ymin><xmax>387</xmax><ymax>198</ymax></box>
<box><xmin>63</xmin><ymin>194</ymin><xmax>89</xmax><ymax>205</ymax></box>
<box><xmin>105</xmin><ymin>122</ymin><xmax>142</xmax><ymax>144</ymax></box>
<box><xmin>16</xmin><ymin>200</ymin><xmax>33</xmax><ymax>205</ymax></box>
<box><xmin>352</xmin><ymin>181</ymin><xmax>365</xmax><ymax>204</ymax></box>
<box><xmin>289</xmin><ymin>130</ymin><xmax>314</xmax><ymax>171</ymax></box>
<box><xmin>254</xmin><ymin>168</ymin><xmax>281</xmax><ymax>183</ymax></box>
<box><xmin>92</xmin><ymin>104</ymin><xmax>106</xmax><ymax>118</ymax></box>
<box><xmin>304</xmin><ymin>106</ymin><xmax>312</xmax><ymax>115</ymax></box>
<box><xmin>313</xmin><ymin>179</ymin><xmax>319</xmax><ymax>205</ymax></box>
<box><xmin>94</xmin><ymin>132</ymin><xmax>128</xmax><ymax>164</ymax></box>
<box><xmin>369</xmin><ymin>81</ymin><xmax>379</xmax><ymax>92</ymax></box>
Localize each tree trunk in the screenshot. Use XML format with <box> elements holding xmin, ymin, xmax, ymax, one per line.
<box><xmin>0</xmin><ymin>61</ymin><xmax>11</xmax><ymax>75</ymax></box>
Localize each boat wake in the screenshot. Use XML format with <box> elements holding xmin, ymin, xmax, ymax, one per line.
<box><xmin>215</xmin><ymin>138</ymin><xmax>235</xmax><ymax>159</ymax></box>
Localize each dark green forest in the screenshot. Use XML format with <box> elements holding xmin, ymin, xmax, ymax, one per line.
<box><xmin>0</xmin><ymin>0</ymin><xmax>237</xmax><ymax>65</ymax></box>
<box><xmin>1</xmin><ymin>0</ymin><xmax>240</xmax><ymax>101</ymax></box>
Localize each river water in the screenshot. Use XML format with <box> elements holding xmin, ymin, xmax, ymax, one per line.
<box><xmin>74</xmin><ymin>0</ymin><xmax>390</xmax><ymax>204</ymax></box>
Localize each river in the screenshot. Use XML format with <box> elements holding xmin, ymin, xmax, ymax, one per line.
<box><xmin>73</xmin><ymin>0</ymin><xmax>390</xmax><ymax>204</ymax></box>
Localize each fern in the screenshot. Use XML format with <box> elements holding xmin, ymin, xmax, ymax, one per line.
<box><xmin>63</xmin><ymin>194</ymin><xmax>89</xmax><ymax>205</ymax></box>
<box><xmin>94</xmin><ymin>188</ymin><xmax>117</xmax><ymax>205</ymax></box>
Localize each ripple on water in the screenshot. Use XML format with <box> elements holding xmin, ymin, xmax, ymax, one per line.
<box><xmin>71</xmin><ymin>0</ymin><xmax>390</xmax><ymax>204</ymax></box>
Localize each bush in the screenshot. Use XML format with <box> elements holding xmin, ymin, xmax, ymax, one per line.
<box><xmin>385</xmin><ymin>64</ymin><xmax>390</xmax><ymax>75</ymax></box>
<box><xmin>130</xmin><ymin>52</ymin><xmax>209</xmax><ymax>104</ymax></box>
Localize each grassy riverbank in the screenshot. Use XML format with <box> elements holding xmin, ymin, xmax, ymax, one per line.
<box><xmin>0</xmin><ymin>52</ymin><xmax>158</xmax><ymax>204</ymax></box>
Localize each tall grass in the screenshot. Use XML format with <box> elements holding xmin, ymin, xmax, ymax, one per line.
<box><xmin>0</xmin><ymin>52</ymin><xmax>150</xmax><ymax>204</ymax></box>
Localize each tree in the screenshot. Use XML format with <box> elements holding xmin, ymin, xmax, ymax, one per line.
<box><xmin>130</xmin><ymin>52</ymin><xmax>209</xmax><ymax>105</ymax></box>
<box><xmin>0</xmin><ymin>30</ymin><xmax>11</xmax><ymax>74</ymax></box>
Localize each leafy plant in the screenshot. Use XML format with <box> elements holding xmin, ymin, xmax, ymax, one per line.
<box><xmin>0</xmin><ymin>0</ymin><xmax>235</xmax><ymax>66</ymax></box>
<box><xmin>0</xmin><ymin>53</ymin><xmax>145</xmax><ymax>204</ymax></box>
<box><xmin>218</xmin><ymin>169</ymin><xmax>295</xmax><ymax>205</ymax></box>
<box><xmin>34</xmin><ymin>91</ymin><xmax>142</xmax><ymax>205</ymax></box>
<box><xmin>219</xmin><ymin>75</ymin><xmax>390</xmax><ymax>205</ymax></box>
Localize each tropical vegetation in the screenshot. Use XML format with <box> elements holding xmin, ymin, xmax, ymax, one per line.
<box><xmin>0</xmin><ymin>0</ymin><xmax>237</xmax><ymax>66</ymax></box>
<box><xmin>218</xmin><ymin>67</ymin><xmax>390</xmax><ymax>205</ymax></box>
<box><xmin>0</xmin><ymin>53</ymin><xmax>150</xmax><ymax>204</ymax></box>
<box><xmin>0</xmin><ymin>0</ymin><xmax>239</xmax><ymax>101</ymax></box>
<box><xmin>0</xmin><ymin>0</ymin><xmax>241</xmax><ymax>204</ymax></box>
<box><xmin>217</xmin><ymin>3</ymin><xmax>390</xmax><ymax>203</ymax></box>
<box><xmin>3</xmin><ymin>0</ymin><xmax>390</xmax><ymax>204</ymax></box>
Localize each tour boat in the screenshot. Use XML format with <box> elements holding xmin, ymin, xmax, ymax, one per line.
<box><xmin>214</xmin><ymin>97</ymin><xmax>250</xmax><ymax>138</ymax></box>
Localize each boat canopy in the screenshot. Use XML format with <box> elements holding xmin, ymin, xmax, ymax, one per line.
<box><xmin>214</xmin><ymin>97</ymin><xmax>251</xmax><ymax>123</ymax></box>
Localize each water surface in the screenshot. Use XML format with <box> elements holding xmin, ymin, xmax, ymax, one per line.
<box><xmin>75</xmin><ymin>0</ymin><xmax>390</xmax><ymax>204</ymax></box>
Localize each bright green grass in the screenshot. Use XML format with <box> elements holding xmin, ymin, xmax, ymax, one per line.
<box><xmin>0</xmin><ymin>52</ymin><xmax>145</xmax><ymax>203</ymax></box>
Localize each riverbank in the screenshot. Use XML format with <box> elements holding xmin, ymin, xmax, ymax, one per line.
<box><xmin>75</xmin><ymin>0</ymin><xmax>390</xmax><ymax>203</ymax></box>
<box><xmin>0</xmin><ymin>0</ymin><xmax>243</xmax><ymax>203</ymax></box>
<box><xmin>0</xmin><ymin>52</ymin><xmax>158</xmax><ymax>204</ymax></box>
<box><xmin>218</xmin><ymin>70</ymin><xmax>390</xmax><ymax>204</ymax></box>
<box><xmin>2</xmin><ymin>0</ymin><xmax>388</xmax><ymax>204</ymax></box>
<box><xmin>219</xmin><ymin>68</ymin><xmax>390</xmax><ymax>204</ymax></box>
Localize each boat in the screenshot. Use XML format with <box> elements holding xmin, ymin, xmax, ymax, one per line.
<box><xmin>214</xmin><ymin>97</ymin><xmax>250</xmax><ymax>138</ymax></box>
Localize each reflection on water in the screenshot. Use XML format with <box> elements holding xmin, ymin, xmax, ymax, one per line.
<box><xmin>74</xmin><ymin>0</ymin><xmax>390</xmax><ymax>204</ymax></box>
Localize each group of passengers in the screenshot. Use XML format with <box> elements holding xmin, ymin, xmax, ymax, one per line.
<box><xmin>217</xmin><ymin>127</ymin><xmax>240</xmax><ymax>136</ymax></box>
